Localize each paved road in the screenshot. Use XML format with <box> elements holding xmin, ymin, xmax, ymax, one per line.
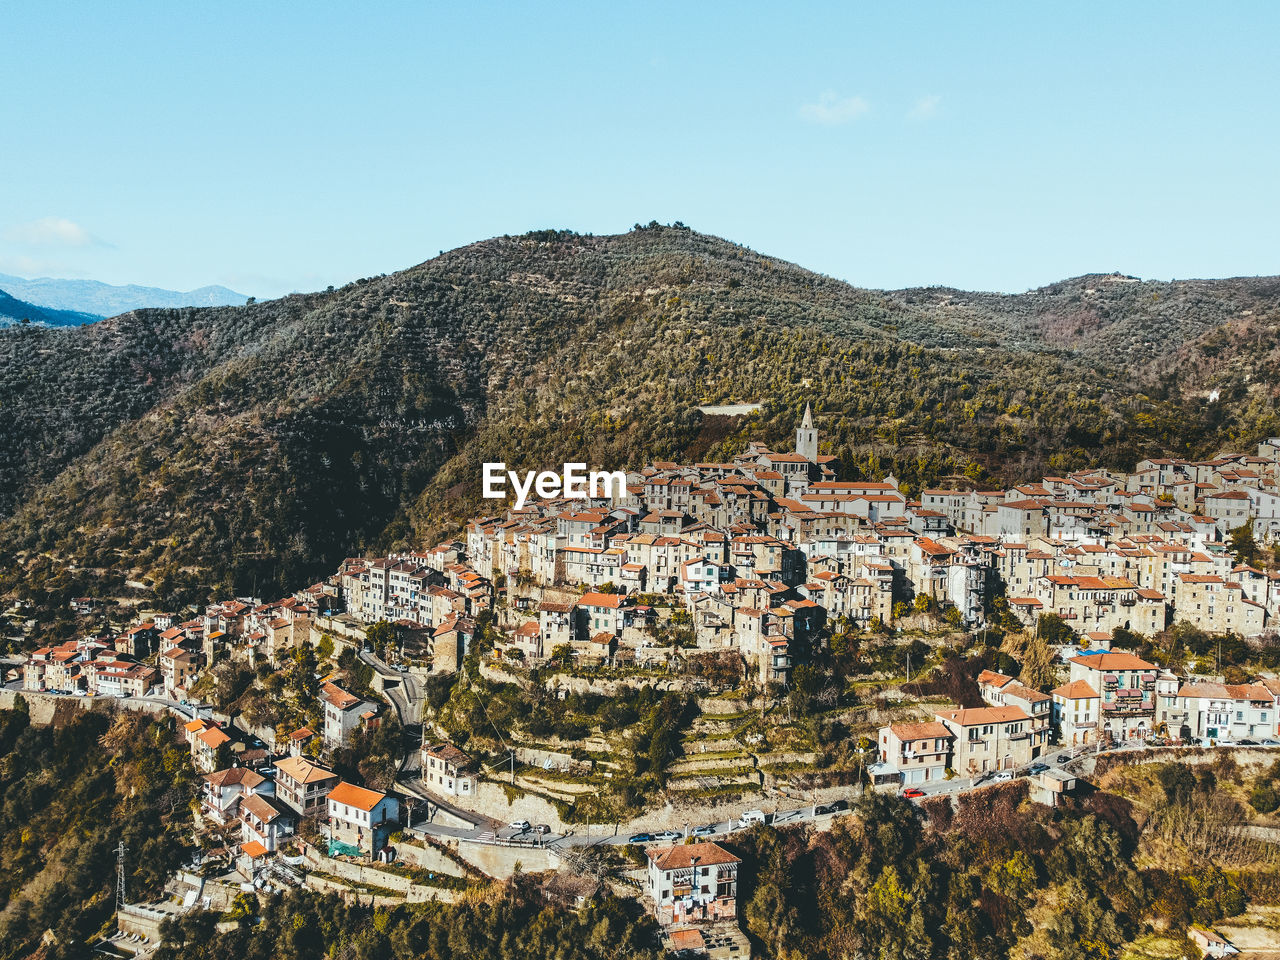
<box><xmin>359</xmin><ymin>649</ymin><xmax>426</xmax><ymax>775</ymax></box>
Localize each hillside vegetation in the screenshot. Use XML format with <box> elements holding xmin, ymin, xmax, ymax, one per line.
<box><xmin>2</xmin><ymin>224</ymin><xmax>1278</xmax><ymax>609</ymax></box>
<box><xmin>0</xmin><ymin>704</ymin><xmax>196</xmax><ymax>960</ymax></box>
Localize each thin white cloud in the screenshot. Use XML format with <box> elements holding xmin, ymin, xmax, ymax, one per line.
<box><xmin>0</xmin><ymin>254</ymin><xmax>88</xmax><ymax>277</ymax></box>
<box><xmin>5</xmin><ymin>216</ymin><xmax>106</xmax><ymax>248</ymax></box>
<box><xmin>800</xmin><ymin>91</ymin><xmax>870</xmax><ymax>126</ymax></box>
<box><xmin>908</xmin><ymin>95</ymin><xmax>942</xmax><ymax>120</ymax></box>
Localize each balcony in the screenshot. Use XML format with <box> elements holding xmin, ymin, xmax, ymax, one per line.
<box><xmin>1103</xmin><ymin>697</ymin><xmax>1153</xmax><ymax>715</ymax></box>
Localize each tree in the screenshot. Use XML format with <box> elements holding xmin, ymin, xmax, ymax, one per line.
<box><xmin>365</xmin><ymin>620</ymin><xmax>397</xmax><ymax>659</ymax></box>
<box><xmin>1230</xmin><ymin>519</ymin><xmax>1263</xmax><ymax>568</ymax></box>
<box><xmin>1157</xmin><ymin>762</ymin><xmax>1197</xmax><ymax>806</ymax></box>
<box><xmin>1018</xmin><ymin>633</ymin><xmax>1057</xmax><ymax>690</ymax></box>
<box><xmin>1037</xmin><ymin>612</ymin><xmax>1076</xmax><ymax>645</ymax></box>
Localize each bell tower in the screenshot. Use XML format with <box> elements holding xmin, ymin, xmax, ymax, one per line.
<box><xmin>796</xmin><ymin>402</ymin><xmax>818</xmax><ymax>463</ymax></box>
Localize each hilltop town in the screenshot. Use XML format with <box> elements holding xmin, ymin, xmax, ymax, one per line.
<box><xmin>7</xmin><ymin>407</ymin><xmax>1280</xmax><ymax>956</ymax></box>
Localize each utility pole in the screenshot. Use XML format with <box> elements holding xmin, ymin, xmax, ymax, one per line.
<box><xmin>116</xmin><ymin>841</ymin><xmax>127</xmax><ymax>912</ymax></box>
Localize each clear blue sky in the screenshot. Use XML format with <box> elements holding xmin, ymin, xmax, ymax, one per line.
<box><xmin>2</xmin><ymin>1</ymin><xmax>1277</xmax><ymax>298</ymax></box>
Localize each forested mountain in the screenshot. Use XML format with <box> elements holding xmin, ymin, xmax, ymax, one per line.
<box><xmin>2</xmin><ymin>224</ymin><xmax>1278</xmax><ymax>609</ymax></box>
<box><xmin>0</xmin><ymin>289</ymin><xmax>101</xmax><ymax>328</ymax></box>
<box><xmin>0</xmin><ymin>272</ymin><xmax>248</xmax><ymax>316</ymax></box>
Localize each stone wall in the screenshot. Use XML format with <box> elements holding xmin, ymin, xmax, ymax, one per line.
<box><xmin>0</xmin><ymin>690</ymin><xmax>174</xmax><ymax>725</ymax></box>
<box><xmin>395</xmin><ymin>839</ymin><xmax>470</xmax><ymax>878</ymax></box>
<box><xmin>310</xmin><ymin>615</ymin><xmax>367</xmax><ymax>655</ymax></box>
<box><xmin>304</xmin><ymin>873</ymin><xmax>458</xmax><ymax>906</ymax></box>
<box><xmin>299</xmin><ymin>842</ymin><xmax>462</xmax><ymax>902</ymax></box>
<box><xmin>465</xmin><ymin>778</ymin><xmax>569</xmax><ymax>831</ymax></box>
<box><xmin>117</xmin><ymin>903</ymin><xmax>179</xmax><ymax>942</ymax></box>
<box><xmin>697</xmin><ymin>697</ymin><xmax>752</xmax><ymax>715</ymax></box>
<box><xmin>455</xmin><ymin>839</ymin><xmax>557</xmax><ymax>879</ymax></box>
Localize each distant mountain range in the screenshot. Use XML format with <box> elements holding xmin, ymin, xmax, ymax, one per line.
<box><xmin>0</xmin><ymin>288</ymin><xmax>101</xmax><ymax>327</ymax></box>
<box><xmin>0</xmin><ymin>272</ymin><xmax>249</xmax><ymax>318</ymax></box>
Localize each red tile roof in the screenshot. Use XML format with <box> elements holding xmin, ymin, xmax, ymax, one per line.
<box><xmin>328</xmin><ymin>780</ymin><xmax>387</xmax><ymax>813</ymax></box>
<box><xmin>647</xmin><ymin>841</ymin><xmax>740</xmax><ymax>869</ymax></box>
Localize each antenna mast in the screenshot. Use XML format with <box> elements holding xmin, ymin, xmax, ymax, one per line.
<box><xmin>116</xmin><ymin>841</ymin><xmax>127</xmax><ymax>911</ymax></box>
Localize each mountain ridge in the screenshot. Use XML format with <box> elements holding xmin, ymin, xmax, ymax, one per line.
<box><xmin>1</xmin><ymin>225</ymin><xmax>1277</xmax><ymax>609</ymax></box>
<box><xmin>0</xmin><ymin>271</ymin><xmax>249</xmax><ymax>318</ymax></box>
<box><xmin>0</xmin><ymin>288</ymin><xmax>102</xmax><ymax>327</ymax></box>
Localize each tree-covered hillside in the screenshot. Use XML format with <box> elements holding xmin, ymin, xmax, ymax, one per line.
<box><xmin>0</xmin><ymin>704</ymin><xmax>196</xmax><ymax>960</ymax></box>
<box><xmin>1</xmin><ymin>224</ymin><xmax>1278</xmax><ymax>609</ymax></box>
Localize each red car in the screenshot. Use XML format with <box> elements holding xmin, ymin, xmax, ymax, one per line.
<box><xmin>902</xmin><ymin>788</ymin><xmax>925</xmax><ymax>799</ymax></box>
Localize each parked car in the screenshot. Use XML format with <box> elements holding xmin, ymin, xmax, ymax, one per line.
<box><xmin>1056</xmin><ymin>754</ymin><xmax>1071</xmax><ymax>764</ymax></box>
<box><xmin>993</xmin><ymin>771</ymin><xmax>1013</xmax><ymax>783</ymax></box>
<box><xmin>508</xmin><ymin>820</ymin><xmax>531</xmax><ymax>833</ymax></box>
<box><xmin>628</xmin><ymin>832</ymin><xmax>654</xmax><ymax>843</ymax></box>
<box><xmin>902</xmin><ymin>787</ymin><xmax>925</xmax><ymax>799</ymax></box>
<box><xmin>1240</xmin><ymin>739</ymin><xmax>1258</xmax><ymax>746</ymax></box>
<box><xmin>828</xmin><ymin>799</ymin><xmax>848</xmax><ymax>812</ymax></box>
<box><xmin>814</xmin><ymin>804</ymin><xmax>832</xmax><ymax>815</ymax></box>
<box><xmin>654</xmin><ymin>830</ymin><xmax>681</xmax><ymax>841</ymax></box>
<box><xmin>533</xmin><ymin>824</ymin><xmax>551</xmax><ymax>835</ymax></box>
<box><xmin>1027</xmin><ymin>763</ymin><xmax>1050</xmax><ymax>775</ymax></box>
<box><xmin>692</xmin><ymin>824</ymin><xmax>716</xmax><ymax>837</ymax></box>
<box><xmin>739</xmin><ymin>809</ymin><xmax>767</xmax><ymax>828</ymax></box>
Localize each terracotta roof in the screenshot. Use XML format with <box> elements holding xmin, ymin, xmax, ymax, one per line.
<box><xmin>321</xmin><ymin>682</ymin><xmax>362</xmax><ymax>710</ymax></box>
<box><xmin>240</xmin><ymin>792</ymin><xmax>289</xmax><ymax>824</ymax></box>
<box><xmin>887</xmin><ymin>721</ymin><xmax>953</xmax><ymax>741</ymax></box>
<box><xmin>1072</xmin><ymin>651</ymin><xmax>1156</xmax><ymax>671</ymax></box>
<box><xmin>647</xmin><ymin>841</ymin><xmax>740</xmax><ymax>870</ymax></box>
<box><xmin>936</xmin><ymin>705</ymin><xmax>1030</xmax><ymax>726</ymax></box>
<box><xmin>1051</xmin><ymin>679</ymin><xmax>1100</xmax><ymax>700</ymax></box>
<box><xmin>424</xmin><ymin>742</ymin><xmax>471</xmax><ymax>766</ymax></box>
<box><xmin>197</xmin><ymin>727</ymin><xmax>231</xmax><ymax>749</ymax></box>
<box><xmin>203</xmin><ymin>767</ymin><xmax>265</xmax><ymax>789</ymax></box>
<box><xmin>328</xmin><ymin>780</ymin><xmax>388</xmax><ymax>813</ymax></box>
<box><xmin>578</xmin><ymin>591</ymin><xmax>625</xmax><ymax>608</ymax></box>
<box><xmin>240</xmin><ymin>840</ymin><xmax>268</xmax><ymax>859</ymax></box>
<box><xmin>274</xmin><ymin>755</ymin><xmax>339</xmax><ymax>784</ymax></box>
<box><xmin>1002</xmin><ymin>681</ymin><xmax>1051</xmax><ymax>703</ymax></box>
<box><xmin>977</xmin><ymin>670</ymin><xmax>1015</xmax><ymax>688</ymax></box>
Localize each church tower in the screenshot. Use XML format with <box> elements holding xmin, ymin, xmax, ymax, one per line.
<box><xmin>796</xmin><ymin>402</ymin><xmax>818</xmax><ymax>463</ymax></box>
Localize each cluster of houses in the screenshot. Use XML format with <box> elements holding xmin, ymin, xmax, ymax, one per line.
<box><xmin>324</xmin><ymin>411</ymin><xmax>1280</xmax><ymax>687</ymax></box>
<box><xmin>25</xmin><ymin>590</ymin><xmax>344</xmax><ymax>702</ymax></box>
<box><xmin>178</xmin><ymin>676</ymin><xmax>402</xmax><ymax>869</ymax></box>
<box><xmin>187</xmin><ymin>719</ymin><xmax>401</xmax><ymax>866</ymax></box>
<box><xmin>875</xmin><ymin>651</ymin><xmax>1280</xmax><ymax>787</ymax></box>
<box><xmin>23</xmin><ymin>631</ymin><xmax>161</xmax><ymax>699</ymax></box>
<box><xmin>20</xmin><ymin>409</ymin><xmax>1280</xmax><ymax>939</ymax></box>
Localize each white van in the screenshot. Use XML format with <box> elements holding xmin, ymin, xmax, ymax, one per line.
<box><xmin>739</xmin><ymin>809</ymin><xmax>767</xmax><ymax>828</ymax></box>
